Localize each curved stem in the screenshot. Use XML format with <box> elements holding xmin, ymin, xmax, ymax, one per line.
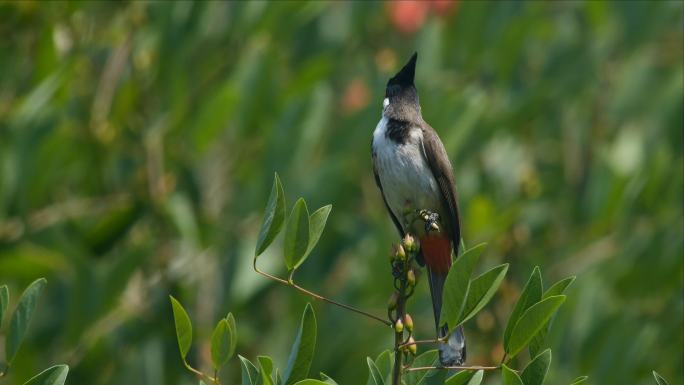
<box><xmin>183</xmin><ymin>361</ymin><xmax>221</xmax><ymax>384</ymax></box>
<box><xmin>404</xmin><ymin>365</ymin><xmax>499</xmax><ymax>372</ymax></box>
<box><xmin>253</xmin><ymin>258</ymin><xmax>391</xmax><ymax>326</ymax></box>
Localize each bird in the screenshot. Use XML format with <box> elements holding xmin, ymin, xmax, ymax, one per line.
<box><xmin>371</xmin><ymin>52</ymin><xmax>465</xmax><ymax>366</ymax></box>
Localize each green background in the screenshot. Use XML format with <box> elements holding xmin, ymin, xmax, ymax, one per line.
<box><xmin>0</xmin><ymin>1</ymin><xmax>682</xmax><ymax>384</ymax></box>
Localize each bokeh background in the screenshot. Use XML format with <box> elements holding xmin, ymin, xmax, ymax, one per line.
<box><xmin>0</xmin><ymin>1</ymin><xmax>682</xmax><ymax>384</ymax></box>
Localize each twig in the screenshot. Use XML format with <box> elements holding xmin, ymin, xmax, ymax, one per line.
<box><xmin>404</xmin><ymin>365</ymin><xmax>499</xmax><ymax>372</ymax></box>
<box><xmin>253</xmin><ymin>258</ymin><xmax>391</xmax><ymax>326</ymax></box>
<box><xmin>398</xmin><ymin>336</ymin><xmax>445</xmax><ymax>349</ymax></box>
<box><xmin>183</xmin><ymin>361</ymin><xmax>221</xmax><ymax>385</ymax></box>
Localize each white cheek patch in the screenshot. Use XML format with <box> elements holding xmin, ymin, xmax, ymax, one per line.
<box><xmin>383</xmin><ymin>98</ymin><xmax>390</xmax><ymax>108</ymax></box>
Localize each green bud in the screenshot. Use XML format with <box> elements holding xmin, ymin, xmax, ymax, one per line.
<box><xmin>402</xmin><ymin>234</ymin><xmax>417</xmax><ymax>253</ymax></box>
<box><xmin>394</xmin><ymin>318</ymin><xmax>404</xmax><ymax>333</ymax></box>
<box><xmin>404</xmin><ymin>314</ymin><xmax>414</xmax><ymax>333</ymax></box>
<box><xmin>407</xmin><ymin>269</ymin><xmax>416</xmax><ymax>286</ymax></box>
<box><xmin>407</xmin><ymin>336</ymin><xmax>417</xmax><ymax>355</ymax></box>
<box><xmin>395</xmin><ymin>244</ymin><xmax>406</xmax><ymax>261</ymax></box>
<box><xmin>387</xmin><ymin>292</ymin><xmax>399</xmax><ymax>311</ymax></box>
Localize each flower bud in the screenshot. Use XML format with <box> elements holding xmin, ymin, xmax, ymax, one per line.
<box><xmin>387</xmin><ymin>292</ymin><xmax>399</xmax><ymax>311</ymax></box>
<box><xmin>392</xmin><ymin>244</ymin><xmax>406</xmax><ymax>262</ymax></box>
<box><xmin>403</xmin><ymin>314</ymin><xmax>414</xmax><ymax>333</ymax></box>
<box><xmin>407</xmin><ymin>269</ymin><xmax>416</xmax><ymax>287</ymax></box>
<box><xmin>394</xmin><ymin>318</ymin><xmax>404</xmax><ymax>333</ymax></box>
<box><xmin>402</xmin><ymin>234</ymin><xmax>417</xmax><ymax>253</ymax></box>
<box><xmin>407</xmin><ymin>336</ymin><xmax>417</xmax><ymax>355</ymax></box>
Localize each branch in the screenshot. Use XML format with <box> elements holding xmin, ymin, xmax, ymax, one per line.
<box><xmin>404</xmin><ymin>365</ymin><xmax>499</xmax><ymax>372</ymax></box>
<box><xmin>253</xmin><ymin>258</ymin><xmax>391</xmax><ymax>326</ymax></box>
<box><xmin>398</xmin><ymin>336</ymin><xmax>445</xmax><ymax>349</ymax></box>
<box><xmin>183</xmin><ymin>361</ymin><xmax>221</xmax><ymax>385</ymax></box>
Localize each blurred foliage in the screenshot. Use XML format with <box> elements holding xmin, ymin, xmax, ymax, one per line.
<box><xmin>0</xmin><ymin>1</ymin><xmax>682</xmax><ymax>384</ymax></box>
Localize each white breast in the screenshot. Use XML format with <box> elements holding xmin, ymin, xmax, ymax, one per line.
<box><xmin>372</xmin><ymin>117</ymin><xmax>442</xmax><ymax>230</ymax></box>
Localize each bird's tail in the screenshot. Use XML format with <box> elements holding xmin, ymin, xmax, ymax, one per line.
<box><xmin>423</xmin><ymin>234</ymin><xmax>466</xmax><ymax>366</ymax></box>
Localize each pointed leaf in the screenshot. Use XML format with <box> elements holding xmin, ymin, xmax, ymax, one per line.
<box><xmin>0</xmin><ymin>285</ymin><xmax>8</xmax><ymax>330</ymax></box>
<box><xmin>404</xmin><ymin>349</ymin><xmax>439</xmax><ymax>385</ymax></box>
<box><xmin>445</xmin><ymin>370</ymin><xmax>483</xmax><ymax>385</ymax></box>
<box><xmin>306</xmin><ymin>205</ymin><xmax>331</xmax><ymax>256</ymax></box>
<box><xmin>502</xmin><ymin>364</ymin><xmax>524</xmax><ymax>385</ymax></box>
<box><xmin>569</xmin><ymin>376</ymin><xmax>588</xmax><ymax>385</ymax></box>
<box><xmin>529</xmin><ymin>276</ymin><xmax>575</xmax><ymax>357</ymax></box>
<box><xmin>458</xmin><ymin>263</ymin><xmax>508</xmax><ymax>325</ymax></box>
<box><xmin>521</xmin><ymin>349</ymin><xmax>551</xmax><ymax>385</ymax></box>
<box><xmin>653</xmin><ymin>371</ymin><xmax>669</xmax><ymax>385</ymax></box>
<box><xmin>366</xmin><ymin>357</ymin><xmax>385</xmax><ymax>385</ymax></box>
<box><xmin>226</xmin><ymin>313</ymin><xmax>238</xmax><ymax>359</ymax></box>
<box><xmin>211</xmin><ymin>319</ymin><xmax>232</xmax><ymax>370</ymax></box>
<box><xmin>320</xmin><ymin>372</ymin><xmax>339</xmax><ymax>385</ymax></box>
<box><xmin>239</xmin><ymin>355</ymin><xmax>260</xmax><ymax>385</ymax></box>
<box><xmin>6</xmin><ymin>278</ymin><xmax>47</xmax><ymax>364</ymax></box>
<box><xmin>255</xmin><ymin>173</ymin><xmax>286</xmax><ymax>257</ymax></box>
<box><xmin>440</xmin><ymin>244</ymin><xmax>486</xmax><ymax>329</ymax></box>
<box><xmin>169</xmin><ymin>296</ymin><xmax>193</xmax><ymax>361</ymax></box>
<box><xmin>504</xmin><ymin>267</ymin><xmax>542</xmax><ymax>349</ymax></box>
<box><xmin>258</xmin><ymin>356</ymin><xmax>275</xmax><ymax>385</ymax></box>
<box><xmin>374</xmin><ymin>350</ymin><xmax>393</xmax><ymax>385</ymax></box>
<box><xmin>23</xmin><ymin>364</ymin><xmax>69</xmax><ymax>385</ymax></box>
<box><xmin>506</xmin><ymin>295</ymin><xmax>566</xmax><ymax>359</ymax></box>
<box><xmin>284</xmin><ymin>198</ymin><xmax>310</xmax><ymax>270</ymax></box>
<box><xmin>283</xmin><ymin>303</ymin><xmax>317</xmax><ymax>385</ymax></box>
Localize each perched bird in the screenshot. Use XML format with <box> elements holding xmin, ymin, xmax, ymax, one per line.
<box><xmin>372</xmin><ymin>53</ymin><xmax>465</xmax><ymax>366</ymax></box>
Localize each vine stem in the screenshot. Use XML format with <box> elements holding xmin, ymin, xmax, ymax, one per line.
<box><xmin>253</xmin><ymin>258</ymin><xmax>392</xmax><ymax>326</ymax></box>
<box><xmin>404</xmin><ymin>365</ymin><xmax>499</xmax><ymax>372</ymax></box>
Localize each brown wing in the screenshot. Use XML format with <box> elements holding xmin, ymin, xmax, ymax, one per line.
<box><xmin>420</xmin><ymin>123</ymin><xmax>461</xmax><ymax>256</ymax></box>
<box><xmin>372</xmin><ymin>149</ymin><xmax>405</xmax><ymax>238</ymax></box>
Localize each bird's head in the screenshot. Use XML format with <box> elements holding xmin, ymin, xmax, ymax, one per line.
<box><xmin>383</xmin><ymin>52</ymin><xmax>421</xmax><ymax>121</ymax></box>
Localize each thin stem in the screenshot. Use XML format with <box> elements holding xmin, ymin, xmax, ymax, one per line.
<box><xmin>183</xmin><ymin>361</ymin><xmax>221</xmax><ymax>384</ymax></box>
<box><xmin>500</xmin><ymin>352</ymin><xmax>508</xmax><ymax>365</ymax></box>
<box><xmin>398</xmin><ymin>336</ymin><xmax>445</xmax><ymax>349</ymax></box>
<box><xmin>404</xmin><ymin>365</ymin><xmax>499</xmax><ymax>372</ymax></box>
<box><xmin>253</xmin><ymin>258</ymin><xmax>391</xmax><ymax>326</ymax></box>
<box><xmin>391</xmin><ymin>276</ymin><xmax>408</xmax><ymax>385</ymax></box>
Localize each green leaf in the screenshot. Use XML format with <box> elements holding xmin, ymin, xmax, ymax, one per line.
<box><xmin>374</xmin><ymin>350</ymin><xmax>393</xmax><ymax>385</ymax></box>
<box><xmin>283</xmin><ymin>303</ymin><xmax>317</xmax><ymax>385</ymax></box>
<box><xmin>506</xmin><ymin>295</ymin><xmax>566</xmax><ymax>359</ymax></box>
<box><xmin>305</xmin><ymin>205</ymin><xmax>331</xmax><ymax>256</ymax></box>
<box><xmin>529</xmin><ymin>277</ymin><xmax>575</xmax><ymax>357</ymax></box>
<box><xmin>404</xmin><ymin>349</ymin><xmax>439</xmax><ymax>385</ymax></box>
<box><xmin>169</xmin><ymin>295</ymin><xmax>193</xmax><ymax>362</ymax></box>
<box><xmin>440</xmin><ymin>243</ymin><xmax>486</xmax><ymax>329</ymax></box>
<box><xmin>6</xmin><ymin>278</ymin><xmax>47</xmax><ymax>364</ymax></box>
<box><xmin>258</xmin><ymin>356</ymin><xmax>275</xmax><ymax>385</ymax></box>
<box><xmin>239</xmin><ymin>355</ymin><xmax>260</xmax><ymax>385</ymax></box>
<box><xmin>255</xmin><ymin>173</ymin><xmax>286</xmax><ymax>257</ymax></box>
<box><xmin>22</xmin><ymin>364</ymin><xmax>69</xmax><ymax>385</ymax></box>
<box><xmin>653</xmin><ymin>371</ymin><xmax>669</xmax><ymax>385</ymax></box>
<box><xmin>502</xmin><ymin>364</ymin><xmax>524</xmax><ymax>385</ymax></box>
<box><xmin>292</xmin><ymin>381</ymin><xmax>329</xmax><ymax>385</ymax></box>
<box><xmin>521</xmin><ymin>349</ymin><xmax>551</xmax><ymax>385</ymax></box>
<box><xmin>445</xmin><ymin>370</ymin><xmax>483</xmax><ymax>385</ymax></box>
<box><xmin>283</xmin><ymin>198</ymin><xmax>310</xmax><ymax>271</ymax></box>
<box><xmin>226</xmin><ymin>313</ymin><xmax>238</xmax><ymax>360</ymax></box>
<box><xmin>504</xmin><ymin>266</ymin><xmax>543</xmax><ymax>349</ymax></box>
<box><xmin>458</xmin><ymin>263</ymin><xmax>509</xmax><ymax>325</ymax></box>
<box><xmin>366</xmin><ymin>357</ymin><xmax>385</xmax><ymax>385</ymax></box>
<box><xmin>0</xmin><ymin>284</ymin><xmax>8</xmax><ymax>330</ymax></box>
<box><xmin>320</xmin><ymin>372</ymin><xmax>339</xmax><ymax>385</ymax></box>
<box><xmin>211</xmin><ymin>319</ymin><xmax>232</xmax><ymax>370</ymax></box>
<box><xmin>569</xmin><ymin>376</ymin><xmax>589</xmax><ymax>385</ymax></box>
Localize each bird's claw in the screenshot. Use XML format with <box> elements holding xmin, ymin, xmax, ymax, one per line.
<box><xmin>417</xmin><ymin>209</ymin><xmax>441</xmax><ymax>233</ymax></box>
